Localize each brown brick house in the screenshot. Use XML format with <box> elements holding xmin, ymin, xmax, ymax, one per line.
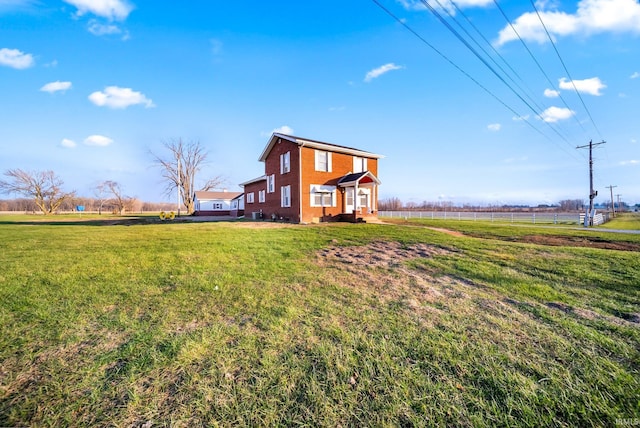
<box><xmin>240</xmin><ymin>133</ymin><xmax>382</xmax><ymax>223</ymax></box>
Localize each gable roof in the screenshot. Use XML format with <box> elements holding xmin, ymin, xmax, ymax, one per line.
<box><xmin>193</xmin><ymin>191</ymin><xmax>243</xmax><ymax>201</ymax></box>
<box><xmin>258</xmin><ymin>133</ymin><xmax>384</xmax><ymax>162</ymax></box>
<box><xmin>337</xmin><ymin>171</ymin><xmax>381</xmax><ymax>187</ymax></box>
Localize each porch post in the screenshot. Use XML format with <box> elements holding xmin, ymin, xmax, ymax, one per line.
<box><xmin>373</xmin><ymin>184</ymin><xmax>377</xmax><ymax>214</ymax></box>
<box><xmin>354</xmin><ymin>182</ymin><xmax>359</xmax><ymax>213</ymax></box>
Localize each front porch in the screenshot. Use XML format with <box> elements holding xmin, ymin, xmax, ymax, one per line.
<box><xmin>337</xmin><ymin>171</ymin><xmax>381</xmax><ymax>223</ymax></box>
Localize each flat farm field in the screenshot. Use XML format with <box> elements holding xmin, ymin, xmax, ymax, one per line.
<box><xmin>1</xmin><ymin>214</ymin><xmax>639</xmax><ymax>426</ymax></box>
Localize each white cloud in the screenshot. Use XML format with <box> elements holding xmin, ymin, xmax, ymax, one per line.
<box><xmin>88</xmin><ymin>86</ymin><xmax>154</xmax><ymax>109</ymax></box>
<box><xmin>88</xmin><ymin>20</ymin><xmax>122</xmax><ymax>35</ymax></box>
<box><xmin>631</xmin><ymin>71</ymin><xmax>640</xmax><ymax>79</ymax></box>
<box><xmin>619</xmin><ymin>160</ymin><xmax>639</xmax><ymax>166</ymax></box>
<box><xmin>512</xmin><ymin>114</ymin><xmax>530</xmax><ymax>121</ymax></box>
<box><xmin>544</xmin><ymin>88</ymin><xmax>559</xmax><ymax>98</ymax></box>
<box><xmin>83</xmin><ymin>135</ymin><xmax>113</xmax><ymax>146</ymax></box>
<box><xmin>558</xmin><ymin>77</ymin><xmax>606</xmax><ymax>96</ymax></box>
<box><xmin>60</xmin><ymin>138</ymin><xmax>77</xmax><ymax>148</ymax></box>
<box><xmin>0</xmin><ymin>0</ymin><xmax>38</xmax><ymax>12</ymax></box>
<box><xmin>0</xmin><ymin>47</ymin><xmax>34</xmax><ymax>69</ymax></box>
<box><xmin>398</xmin><ymin>0</ymin><xmax>492</xmax><ymax>13</ymax></box>
<box><xmin>364</xmin><ymin>63</ymin><xmax>404</xmax><ymax>83</ymax></box>
<box><xmin>63</xmin><ymin>0</ymin><xmax>133</xmax><ymax>21</ymax></box>
<box><xmin>538</xmin><ymin>106</ymin><xmax>575</xmax><ymax>122</ymax></box>
<box><xmin>270</xmin><ymin>126</ymin><xmax>295</xmax><ymax>136</ymax></box>
<box><xmin>40</xmin><ymin>81</ymin><xmax>72</xmax><ymax>93</ymax></box>
<box><xmin>487</xmin><ymin>123</ymin><xmax>501</xmax><ymax>131</ymax></box>
<box><xmin>495</xmin><ymin>0</ymin><xmax>640</xmax><ymax>46</ymax></box>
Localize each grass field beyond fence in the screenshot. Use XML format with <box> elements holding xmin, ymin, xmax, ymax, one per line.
<box><xmin>1</xmin><ymin>215</ymin><xmax>639</xmax><ymax>426</ymax></box>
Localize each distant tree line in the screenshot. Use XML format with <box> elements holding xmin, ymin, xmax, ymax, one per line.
<box><xmin>378</xmin><ymin>198</ymin><xmax>632</xmax><ymax>212</ymax></box>
<box><xmin>0</xmin><ymin>138</ymin><xmax>226</xmax><ymax>215</ymax></box>
<box><xmin>0</xmin><ymin>196</ymin><xmax>175</xmax><ymax>214</ymax></box>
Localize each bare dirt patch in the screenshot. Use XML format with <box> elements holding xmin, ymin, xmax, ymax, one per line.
<box><xmin>517</xmin><ymin>235</ymin><xmax>640</xmax><ymax>251</ymax></box>
<box><xmin>315</xmin><ymin>241</ymin><xmax>639</xmax><ymax>331</ymax></box>
<box><xmin>317</xmin><ymin>241</ymin><xmax>450</xmax><ymax>268</ymax></box>
<box><xmin>425</xmin><ymin>227</ymin><xmax>465</xmax><ymax>237</ymax></box>
<box><xmin>315</xmin><ymin>241</ymin><xmax>551</xmax><ymax>338</ymax></box>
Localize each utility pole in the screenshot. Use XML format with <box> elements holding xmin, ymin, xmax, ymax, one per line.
<box><xmin>177</xmin><ymin>151</ymin><xmax>181</xmax><ymax>217</ymax></box>
<box><xmin>576</xmin><ymin>140</ymin><xmax>606</xmax><ymax>226</ymax></box>
<box><xmin>616</xmin><ymin>194</ymin><xmax>622</xmax><ymax>213</ymax></box>
<box><xmin>606</xmin><ymin>185</ymin><xmax>617</xmax><ymax>218</ymax></box>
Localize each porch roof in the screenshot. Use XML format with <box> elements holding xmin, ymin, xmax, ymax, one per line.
<box><xmin>337</xmin><ymin>171</ymin><xmax>381</xmax><ymax>187</ymax></box>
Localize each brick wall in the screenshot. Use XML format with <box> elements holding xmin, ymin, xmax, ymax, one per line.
<box><xmin>299</xmin><ymin>146</ymin><xmax>378</xmax><ymax>223</ymax></box>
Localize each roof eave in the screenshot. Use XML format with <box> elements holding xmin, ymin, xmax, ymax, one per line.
<box><xmin>258</xmin><ymin>132</ymin><xmax>384</xmax><ymax>161</ymax></box>
<box><xmin>239</xmin><ymin>175</ymin><xmax>267</xmax><ymax>187</ymax></box>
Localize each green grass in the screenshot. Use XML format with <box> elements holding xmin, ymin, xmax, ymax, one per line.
<box><xmin>599</xmin><ymin>212</ymin><xmax>640</xmax><ymax>230</ymax></box>
<box><xmin>383</xmin><ymin>215</ymin><xmax>640</xmax><ymax>246</ymax></box>
<box><xmin>1</xmin><ymin>216</ymin><xmax>638</xmax><ymax>426</ymax></box>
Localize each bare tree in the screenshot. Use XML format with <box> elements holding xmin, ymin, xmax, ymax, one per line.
<box><xmin>98</xmin><ymin>180</ymin><xmax>130</xmax><ymax>214</ymax></box>
<box><xmin>378</xmin><ymin>197</ymin><xmax>403</xmax><ymax>211</ymax></box>
<box><xmin>94</xmin><ymin>181</ymin><xmax>111</xmax><ymax>215</ymax></box>
<box><xmin>0</xmin><ymin>169</ymin><xmax>76</xmax><ymax>215</ymax></box>
<box><xmin>150</xmin><ymin>139</ymin><xmax>225</xmax><ymax>215</ymax></box>
<box><xmin>558</xmin><ymin>199</ymin><xmax>584</xmax><ymax>212</ymax></box>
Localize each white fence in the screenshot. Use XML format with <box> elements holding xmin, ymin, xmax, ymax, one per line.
<box><xmin>379</xmin><ymin>211</ymin><xmax>593</xmax><ymax>225</ymax></box>
<box><xmin>580</xmin><ymin>212</ymin><xmax>606</xmax><ymax>226</ymax></box>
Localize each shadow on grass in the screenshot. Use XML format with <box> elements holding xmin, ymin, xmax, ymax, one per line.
<box><xmin>0</xmin><ymin>216</ymin><xmax>173</xmax><ymax>227</ymax></box>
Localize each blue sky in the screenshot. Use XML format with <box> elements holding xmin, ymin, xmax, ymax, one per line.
<box><xmin>1</xmin><ymin>0</ymin><xmax>638</xmax><ymax>206</ymax></box>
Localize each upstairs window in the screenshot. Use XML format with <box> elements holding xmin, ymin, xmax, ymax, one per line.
<box><xmin>280</xmin><ymin>151</ymin><xmax>291</xmax><ymax>174</ymax></box>
<box><xmin>315</xmin><ymin>150</ymin><xmax>332</xmax><ymax>172</ymax></box>
<box><xmin>246</xmin><ymin>192</ymin><xmax>255</xmax><ymax>203</ymax></box>
<box><xmin>258</xmin><ymin>189</ymin><xmax>266</xmax><ymax>203</ymax></box>
<box><xmin>353</xmin><ymin>156</ymin><xmax>368</xmax><ymax>173</ymax></box>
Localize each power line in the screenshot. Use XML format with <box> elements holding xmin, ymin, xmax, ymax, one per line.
<box><xmin>449</xmin><ymin>1</ymin><xmax>546</xmax><ymax>113</ymax></box>
<box><xmin>439</xmin><ymin>0</ymin><xmax>576</xmax><ymax>146</ymax></box>
<box><xmin>414</xmin><ymin>0</ymin><xmax>582</xmax><ymax>158</ymax></box>
<box><xmin>370</xmin><ymin>0</ymin><xmax>549</xmax><ymax>139</ymax></box>
<box><xmin>529</xmin><ymin>0</ymin><xmax>603</xmax><ymax>140</ymax></box>
<box><xmin>371</xmin><ymin>0</ymin><xmax>585</xmax><ymax>162</ymax></box>
<box><xmin>418</xmin><ymin>0</ymin><xmax>565</xmax><ymax>137</ymax></box>
<box><xmin>492</xmin><ymin>0</ymin><xmax>588</xmax><ymax>140</ymax></box>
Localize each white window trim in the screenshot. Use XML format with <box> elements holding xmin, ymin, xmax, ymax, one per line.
<box><xmin>353</xmin><ymin>156</ymin><xmax>368</xmax><ymax>173</ymax></box>
<box><xmin>314</xmin><ymin>150</ymin><xmax>332</xmax><ymax>172</ymax></box>
<box><xmin>280</xmin><ymin>151</ymin><xmax>291</xmax><ymax>174</ymax></box>
<box><xmin>246</xmin><ymin>192</ymin><xmax>255</xmax><ymax>203</ymax></box>
<box><xmin>281</xmin><ymin>185</ymin><xmax>291</xmax><ymax>208</ymax></box>
<box><xmin>310</xmin><ymin>184</ymin><xmax>337</xmax><ymax>207</ymax></box>
<box><xmin>258</xmin><ymin>189</ymin><xmax>266</xmax><ymax>203</ymax></box>
<box><xmin>267</xmin><ymin>174</ymin><xmax>275</xmax><ymax>193</ymax></box>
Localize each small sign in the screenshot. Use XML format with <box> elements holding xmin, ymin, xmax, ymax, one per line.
<box><xmin>77</xmin><ymin>205</ymin><xmax>85</xmax><ymax>212</ymax></box>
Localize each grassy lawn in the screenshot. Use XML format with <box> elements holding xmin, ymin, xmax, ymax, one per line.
<box><xmin>600</xmin><ymin>212</ymin><xmax>640</xmax><ymax>230</ymax></box>
<box><xmin>1</xmin><ymin>215</ymin><xmax>638</xmax><ymax>426</ymax></box>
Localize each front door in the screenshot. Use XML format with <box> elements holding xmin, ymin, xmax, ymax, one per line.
<box><xmin>345</xmin><ymin>187</ymin><xmax>355</xmax><ymax>213</ymax></box>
